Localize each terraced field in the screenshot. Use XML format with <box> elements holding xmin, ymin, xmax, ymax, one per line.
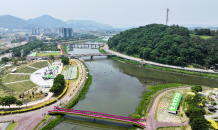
<box><xmin>29</xmin><ymin>61</ymin><xmax>49</xmax><ymax>69</ymax></box>
<box><xmin>16</xmin><ymin>66</ymin><xmax>37</xmax><ymax>73</ymax></box>
<box><xmin>5</xmin><ymin>74</ymin><xmax>30</xmax><ymax>83</ymax></box>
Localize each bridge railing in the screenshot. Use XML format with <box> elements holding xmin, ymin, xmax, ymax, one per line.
<box><xmin>54</xmin><ymin>106</ymin><xmax>146</xmax><ymax>121</ymax></box>
<box><xmin>48</xmin><ymin>110</ymin><xmax>145</xmax><ymax>128</ymax></box>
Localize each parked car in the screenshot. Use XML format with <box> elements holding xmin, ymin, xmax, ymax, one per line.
<box><xmin>44</xmin><ymin>93</ymin><xmax>48</xmax><ymax>97</ymax></box>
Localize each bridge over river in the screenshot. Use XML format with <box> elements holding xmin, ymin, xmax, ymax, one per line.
<box><xmin>26</xmin><ymin>53</ymin><xmax>114</xmax><ymax>60</ymax></box>
<box><xmin>49</xmin><ymin>106</ymin><xmax>146</xmax><ymax>128</ymax></box>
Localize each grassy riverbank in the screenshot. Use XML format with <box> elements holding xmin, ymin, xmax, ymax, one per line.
<box><xmin>41</xmin><ymin>115</ymin><xmax>64</xmax><ymax>130</ymax></box>
<box><xmin>129</xmin><ymin>83</ymin><xmax>185</xmax><ymax>119</ymax></box>
<box><xmin>98</xmin><ymin>47</ymin><xmax>107</xmax><ymax>54</ymax></box>
<box><xmin>111</xmin><ymin>56</ymin><xmax>218</xmax><ymax>80</ymax></box>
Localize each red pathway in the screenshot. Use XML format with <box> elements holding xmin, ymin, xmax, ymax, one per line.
<box><xmin>145</xmin><ymin>88</ymin><xmax>187</xmax><ymax>130</ymax></box>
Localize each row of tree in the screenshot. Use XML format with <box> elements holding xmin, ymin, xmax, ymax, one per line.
<box><xmin>108</xmin><ymin>24</ymin><xmax>218</xmax><ymax>67</ymax></box>
<box><xmin>0</xmin><ymin>96</ymin><xmax>23</xmax><ymax>108</ymax></box>
<box><xmin>184</xmin><ymin>85</ymin><xmax>210</xmax><ymax>130</ymax></box>
<box><xmin>194</xmin><ymin>28</ymin><xmax>218</xmax><ymax>36</ymax></box>
<box><xmin>3</xmin><ymin>40</ymin><xmax>59</xmax><ymax>57</ymax></box>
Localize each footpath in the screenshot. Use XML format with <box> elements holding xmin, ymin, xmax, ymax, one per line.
<box><xmin>103</xmin><ymin>44</ymin><xmax>217</xmax><ymax>74</ymax></box>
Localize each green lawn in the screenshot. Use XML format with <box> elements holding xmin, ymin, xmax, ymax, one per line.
<box><xmin>6</xmin><ymin>121</ymin><xmax>18</xmax><ymax>130</ymax></box>
<box><xmin>190</xmin><ymin>34</ymin><xmax>212</xmax><ymax>39</ymax></box>
<box><xmin>37</xmin><ymin>53</ymin><xmax>60</xmax><ymax>56</ymax></box>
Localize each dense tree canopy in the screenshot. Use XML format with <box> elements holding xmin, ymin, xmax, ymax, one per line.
<box><xmin>61</xmin><ymin>57</ymin><xmax>69</xmax><ymax>65</ymax></box>
<box><xmin>1</xmin><ymin>57</ymin><xmax>9</xmax><ymax>63</ymax></box>
<box><xmin>4</xmin><ymin>40</ymin><xmax>59</xmax><ymax>57</ymax></box>
<box><xmin>194</xmin><ymin>28</ymin><xmax>218</xmax><ymax>36</ymax></box>
<box><xmin>49</xmin><ymin>74</ymin><xmax>65</xmax><ymax>93</ymax></box>
<box><xmin>108</xmin><ymin>24</ymin><xmax>218</xmax><ymax>67</ymax></box>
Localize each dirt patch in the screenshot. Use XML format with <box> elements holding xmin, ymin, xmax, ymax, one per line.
<box><xmin>156</xmin><ymin>88</ymin><xmax>190</xmax><ymax>123</ymax></box>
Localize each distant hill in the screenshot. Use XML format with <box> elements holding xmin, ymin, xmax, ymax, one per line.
<box><xmin>27</xmin><ymin>15</ymin><xmax>70</xmax><ymax>28</ymax></box>
<box><xmin>0</xmin><ymin>15</ymin><xmax>37</xmax><ymax>29</ymax></box>
<box><xmin>66</xmin><ymin>20</ymin><xmax>113</xmax><ymax>29</ymax></box>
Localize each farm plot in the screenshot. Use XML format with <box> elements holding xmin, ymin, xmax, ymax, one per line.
<box><xmin>29</xmin><ymin>61</ymin><xmax>49</xmax><ymax>69</ymax></box>
<box><xmin>16</xmin><ymin>66</ymin><xmax>37</xmax><ymax>73</ymax></box>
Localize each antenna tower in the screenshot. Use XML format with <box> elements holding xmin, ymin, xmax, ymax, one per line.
<box><xmin>166</xmin><ymin>8</ymin><xmax>169</xmax><ymax>25</ymax></box>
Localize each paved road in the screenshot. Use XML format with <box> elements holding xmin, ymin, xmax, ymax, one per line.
<box><xmin>0</xmin><ymin>60</ymin><xmax>86</xmax><ymax>130</ymax></box>
<box><xmin>103</xmin><ymin>44</ymin><xmax>217</xmax><ymax>74</ymax></box>
<box><xmin>145</xmin><ymin>88</ymin><xmax>187</xmax><ymax>130</ymax></box>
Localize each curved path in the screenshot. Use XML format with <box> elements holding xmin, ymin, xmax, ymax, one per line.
<box><xmin>145</xmin><ymin>88</ymin><xmax>188</xmax><ymax>130</ymax></box>
<box><xmin>0</xmin><ymin>60</ymin><xmax>86</xmax><ymax>130</ymax></box>
<box><xmin>103</xmin><ymin>44</ymin><xmax>217</xmax><ymax>74</ymax></box>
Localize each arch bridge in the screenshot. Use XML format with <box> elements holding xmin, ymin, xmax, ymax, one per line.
<box><xmin>48</xmin><ymin>106</ymin><xmax>146</xmax><ymax>128</ymax></box>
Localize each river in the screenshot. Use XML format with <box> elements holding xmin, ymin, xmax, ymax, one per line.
<box><xmin>54</xmin><ymin>39</ymin><xmax>218</xmax><ymax>130</ymax></box>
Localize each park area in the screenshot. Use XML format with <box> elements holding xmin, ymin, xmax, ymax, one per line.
<box><xmin>156</xmin><ymin>88</ymin><xmax>190</xmax><ymax>123</ymax></box>
<box><xmin>37</xmin><ymin>53</ymin><xmax>60</xmax><ymax>56</ymax></box>
<box><xmin>0</xmin><ymin>61</ymin><xmax>49</xmax><ymax>98</ymax></box>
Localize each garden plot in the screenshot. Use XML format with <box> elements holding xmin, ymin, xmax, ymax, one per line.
<box><xmin>156</xmin><ymin>88</ymin><xmax>190</xmax><ymax>123</ymax></box>
<box><xmin>29</xmin><ymin>61</ymin><xmax>49</xmax><ymax>69</ymax></box>
<box><xmin>62</xmin><ymin>66</ymin><xmax>77</xmax><ymax>80</ymax></box>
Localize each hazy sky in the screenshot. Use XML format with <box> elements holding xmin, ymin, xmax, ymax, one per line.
<box><xmin>1</xmin><ymin>0</ymin><xmax>218</xmax><ymax>27</ymax></box>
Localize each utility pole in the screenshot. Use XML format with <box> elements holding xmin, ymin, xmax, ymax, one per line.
<box><xmin>166</xmin><ymin>8</ymin><xmax>169</xmax><ymax>25</ymax></box>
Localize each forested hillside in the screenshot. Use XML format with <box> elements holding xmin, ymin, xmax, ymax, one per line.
<box><xmin>108</xmin><ymin>24</ymin><xmax>218</xmax><ymax>67</ymax></box>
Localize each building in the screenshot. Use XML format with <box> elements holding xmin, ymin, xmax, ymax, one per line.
<box><xmin>25</xmin><ymin>33</ymin><xmax>36</xmax><ymax>42</ymax></box>
<box><xmin>51</xmin><ymin>28</ymin><xmax>58</xmax><ymax>34</ymax></box>
<box><xmin>58</xmin><ymin>28</ymin><xmax>73</xmax><ymax>38</ymax></box>
<box><xmin>32</xmin><ymin>27</ymin><xmax>40</xmax><ymax>35</ymax></box>
<box><xmin>44</xmin><ymin>29</ymin><xmax>52</xmax><ymax>35</ymax></box>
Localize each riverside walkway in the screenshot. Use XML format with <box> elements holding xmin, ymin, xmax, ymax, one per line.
<box><xmin>103</xmin><ymin>44</ymin><xmax>218</xmax><ymax>74</ymax></box>
<box><xmin>49</xmin><ymin>106</ymin><xmax>146</xmax><ymax>128</ymax></box>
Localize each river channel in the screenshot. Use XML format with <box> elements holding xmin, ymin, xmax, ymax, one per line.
<box><xmin>54</xmin><ymin>40</ymin><xmax>218</xmax><ymax>130</ymax></box>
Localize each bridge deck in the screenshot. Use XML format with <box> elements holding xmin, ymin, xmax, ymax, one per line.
<box><xmin>48</xmin><ymin>108</ymin><xmax>145</xmax><ymax>128</ymax></box>
<box><xmin>54</xmin><ymin>107</ymin><xmax>146</xmax><ymax>122</ymax></box>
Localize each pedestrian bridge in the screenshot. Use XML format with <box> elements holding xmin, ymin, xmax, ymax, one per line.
<box><xmin>48</xmin><ymin>106</ymin><xmax>146</xmax><ymax>128</ymax></box>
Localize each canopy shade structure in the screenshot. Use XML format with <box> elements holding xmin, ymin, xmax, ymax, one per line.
<box><xmin>168</xmin><ymin>93</ymin><xmax>182</xmax><ymax>114</ymax></box>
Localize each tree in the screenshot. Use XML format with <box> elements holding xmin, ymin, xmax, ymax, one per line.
<box><xmin>61</xmin><ymin>57</ymin><xmax>69</xmax><ymax>65</ymax></box>
<box><xmin>190</xmin><ymin>117</ymin><xmax>210</xmax><ymax>130</ymax></box>
<box><xmin>49</xmin><ymin>55</ymin><xmax>55</xmax><ymax>61</ymax></box>
<box><xmin>16</xmin><ymin>100</ymin><xmax>23</xmax><ymax>108</ymax></box>
<box><xmin>1</xmin><ymin>57</ymin><xmax>9</xmax><ymax>63</ymax></box>
<box><xmin>1</xmin><ymin>96</ymin><xmax>17</xmax><ymax>108</ymax></box>
<box><xmin>49</xmin><ymin>74</ymin><xmax>65</xmax><ymax>93</ymax></box>
<box><xmin>13</xmin><ymin>59</ymin><xmax>18</xmax><ymax>66</ymax></box>
<box><xmin>191</xmin><ymin>85</ymin><xmax>202</xmax><ymax>92</ymax></box>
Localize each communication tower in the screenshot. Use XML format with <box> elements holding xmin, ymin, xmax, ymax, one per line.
<box><xmin>166</xmin><ymin>8</ymin><xmax>169</xmax><ymax>25</ymax></box>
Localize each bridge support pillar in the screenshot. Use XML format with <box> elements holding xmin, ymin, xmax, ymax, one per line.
<box><xmin>91</xmin><ymin>56</ymin><xmax>93</xmax><ymax>59</ymax></box>
<box><xmin>94</xmin><ymin>118</ymin><xmax>96</xmax><ymax>122</ymax></box>
<box><xmin>95</xmin><ymin>45</ymin><xmax>96</xmax><ymax>48</ymax></box>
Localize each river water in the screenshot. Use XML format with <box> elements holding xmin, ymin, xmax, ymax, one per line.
<box><xmin>54</xmin><ymin>40</ymin><xmax>218</xmax><ymax>130</ymax></box>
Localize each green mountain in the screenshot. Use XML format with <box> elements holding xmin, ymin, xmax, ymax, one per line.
<box><xmin>66</xmin><ymin>20</ymin><xmax>113</xmax><ymax>29</ymax></box>
<box><xmin>0</xmin><ymin>15</ymin><xmax>37</xmax><ymax>29</ymax></box>
<box><xmin>27</xmin><ymin>15</ymin><xmax>70</xmax><ymax>28</ymax></box>
<box><xmin>108</xmin><ymin>24</ymin><xmax>218</xmax><ymax>67</ymax></box>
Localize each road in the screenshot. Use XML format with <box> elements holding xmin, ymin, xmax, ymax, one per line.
<box><xmin>103</xmin><ymin>44</ymin><xmax>217</xmax><ymax>74</ymax></box>
<box><xmin>0</xmin><ymin>60</ymin><xmax>86</xmax><ymax>130</ymax></box>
